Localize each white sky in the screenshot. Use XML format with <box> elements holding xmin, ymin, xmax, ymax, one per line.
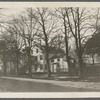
<box><xmin>0</xmin><ymin>8</ymin><xmax>25</xmax><ymax>22</ymax></box>
<box><xmin>3</xmin><ymin>8</ymin><xmax>25</xmax><ymax>15</ymax></box>
<box><xmin>0</xmin><ymin>7</ymin><xmax>98</xmax><ymax>50</ymax></box>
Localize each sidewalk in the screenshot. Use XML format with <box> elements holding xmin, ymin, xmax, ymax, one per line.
<box><xmin>1</xmin><ymin>76</ymin><xmax>100</xmax><ymax>91</ymax></box>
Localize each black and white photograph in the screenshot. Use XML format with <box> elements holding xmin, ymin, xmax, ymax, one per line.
<box><xmin>0</xmin><ymin>2</ymin><xmax>100</xmax><ymax>97</ymax></box>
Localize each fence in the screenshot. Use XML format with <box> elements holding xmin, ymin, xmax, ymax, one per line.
<box><xmin>84</xmin><ymin>63</ymin><xmax>100</xmax><ymax>76</ymax></box>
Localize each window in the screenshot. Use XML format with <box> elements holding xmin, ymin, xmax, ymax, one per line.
<box><xmin>45</xmin><ymin>64</ymin><xmax>48</xmax><ymax>70</ymax></box>
<box><xmin>35</xmin><ymin>56</ymin><xmax>38</xmax><ymax>61</ymax></box>
<box><xmin>36</xmin><ymin>49</ymin><xmax>38</xmax><ymax>53</ymax></box>
<box><xmin>40</xmin><ymin>65</ymin><xmax>43</xmax><ymax>70</ymax></box>
<box><xmin>40</xmin><ymin>55</ymin><xmax>43</xmax><ymax>60</ymax></box>
<box><xmin>57</xmin><ymin>58</ymin><xmax>60</xmax><ymax>61</ymax></box>
<box><xmin>51</xmin><ymin>59</ymin><xmax>54</xmax><ymax>62</ymax></box>
<box><xmin>30</xmin><ymin>49</ymin><xmax>33</xmax><ymax>55</ymax></box>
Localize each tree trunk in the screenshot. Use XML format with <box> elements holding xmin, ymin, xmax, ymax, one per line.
<box><xmin>28</xmin><ymin>8</ymin><xmax>33</xmax><ymax>78</ymax></box>
<box><xmin>78</xmin><ymin>37</ymin><xmax>84</xmax><ymax>79</ymax></box>
<box><xmin>27</xmin><ymin>47</ymin><xmax>32</xmax><ymax>77</ymax></box>
<box><xmin>16</xmin><ymin>50</ymin><xmax>19</xmax><ymax>76</ymax></box>
<box><xmin>74</xmin><ymin>32</ymin><xmax>84</xmax><ymax>79</ymax></box>
<box><xmin>45</xmin><ymin>41</ymin><xmax>51</xmax><ymax>78</ymax></box>
<box><xmin>92</xmin><ymin>54</ymin><xmax>95</xmax><ymax>66</ymax></box>
<box><xmin>3</xmin><ymin>49</ymin><xmax>7</xmax><ymax>76</ymax></box>
<box><xmin>63</xmin><ymin>15</ymin><xmax>70</xmax><ymax>75</ymax></box>
<box><xmin>40</xmin><ymin>14</ymin><xmax>51</xmax><ymax>78</ymax></box>
<box><xmin>77</xmin><ymin>8</ymin><xmax>84</xmax><ymax>79</ymax></box>
<box><xmin>78</xmin><ymin>53</ymin><xmax>84</xmax><ymax>79</ymax></box>
<box><xmin>46</xmin><ymin>54</ymin><xmax>51</xmax><ymax>78</ymax></box>
<box><xmin>65</xmin><ymin>36</ymin><xmax>70</xmax><ymax>75</ymax></box>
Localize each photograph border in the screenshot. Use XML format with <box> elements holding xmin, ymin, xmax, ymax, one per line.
<box><xmin>0</xmin><ymin>1</ymin><xmax>99</xmax><ymax>99</ymax></box>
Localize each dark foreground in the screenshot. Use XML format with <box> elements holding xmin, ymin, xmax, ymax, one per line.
<box><xmin>0</xmin><ymin>77</ymin><xmax>100</xmax><ymax>92</ymax></box>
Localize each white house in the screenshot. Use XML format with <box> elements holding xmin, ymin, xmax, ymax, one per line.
<box><xmin>31</xmin><ymin>47</ymin><xmax>75</xmax><ymax>73</ymax></box>
<box><xmin>49</xmin><ymin>53</ymin><xmax>68</xmax><ymax>72</ymax></box>
<box><xmin>83</xmin><ymin>53</ymin><xmax>100</xmax><ymax>64</ymax></box>
<box><xmin>32</xmin><ymin>47</ymin><xmax>45</xmax><ymax>72</ymax></box>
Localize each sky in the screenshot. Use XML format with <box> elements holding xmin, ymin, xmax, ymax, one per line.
<box><xmin>3</xmin><ymin>8</ymin><xmax>25</xmax><ymax>15</ymax></box>
<box><xmin>0</xmin><ymin>7</ymin><xmax>98</xmax><ymax>47</ymax></box>
<box><xmin>0</xmin><ymin>8</ymin><xmax>25</xmax><ymax>22</ymax></box>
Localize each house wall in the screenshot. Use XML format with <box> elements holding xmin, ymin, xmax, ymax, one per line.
<box><xmin>62</xmin><ymin>61</ymin><xmax>68</xmax><ymax>72</ymax></box>
<box><xmin>84</xmin><ymin>54</ymin><xmax>100</xmax><ymax>64</ymax></box>
<box><xmin>50</xmin><ymin>58</ymin><xmax>68</xmax><ymax>72</ymax></box>
<box><xmin>32</xmin><ymin>47</ymin><xmax>45</xmax><ymax>72</ymax></box>
<box><xmin>61</xmin><ymin>58</ymin><xmax>68</xmax><ymax>72</ymax></box>
<box><xmin>32</xmin><ymin>47</ymin><xmax>69</xmax><ymax>72</ymax></box>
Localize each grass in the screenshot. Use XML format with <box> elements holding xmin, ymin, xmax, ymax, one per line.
<box><xmin>2</xmin><ymin>71</ymin><xmax>100</xmax><ymax>83</ymax></box>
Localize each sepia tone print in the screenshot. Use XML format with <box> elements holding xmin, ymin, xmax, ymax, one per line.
<box><xmin>0</xmin><ymin>7</ymin><xmax>100</xmax><ymax>92</ymax></box>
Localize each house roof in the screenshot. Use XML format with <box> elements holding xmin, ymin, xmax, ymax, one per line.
<box><xmin>49</xmin><ymin>52</ymin><xmax>75</xmax><ymax>60</ymax></box>
<box><xmin>49</xmin><ymin>53</ymin><xmax>65</xmax><ymax>60</ymax></box>
<box><xmin>34</xmin><ymin>45</ymin><xmax>64</xmax><ymax>54</ymax></box>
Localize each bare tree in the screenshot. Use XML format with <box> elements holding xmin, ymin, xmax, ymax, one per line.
<box><xmin>29</xmin><ymin>8</ymin><xmax>58</xmax><ymax>77</ymax></box>
<box><xmin>0</xmin><ymin>18</ymin><xmax>25</xmax><ymax>75</ymax></box>
<box><xmin>65</xmin><ymin>7</ymin><xmax>95</xmax><ymax>79</ymax></box>
<box><xmin>2</xmin><ymin>8</ymin><xmax>39</xmax><ymax>77</ymax></box>
<box><xmin>55</xmin><ymin>8</ymin><xmax>72</xmax><ymax>74</ymax></box>
<box><xmin>0</xmin><ymin>37</ymin><xmax>7</xmax><ymax>75</ymax></box>
<box><xmin>84</xmin><ymin>8</ymin><xmax>100</xmax><ymax>66</ymax></box>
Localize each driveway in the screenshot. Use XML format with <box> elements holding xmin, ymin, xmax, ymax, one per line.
<box><xmin>0</xmin><ymin>76</ymin><xmax>100</xmax><ymax>92</ymax></box>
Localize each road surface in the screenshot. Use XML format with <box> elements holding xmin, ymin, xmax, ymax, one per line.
<box><xmin>0</xmin><ymin>77</ymin><xmax>100</xmax><ymax>92</ymax></box>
